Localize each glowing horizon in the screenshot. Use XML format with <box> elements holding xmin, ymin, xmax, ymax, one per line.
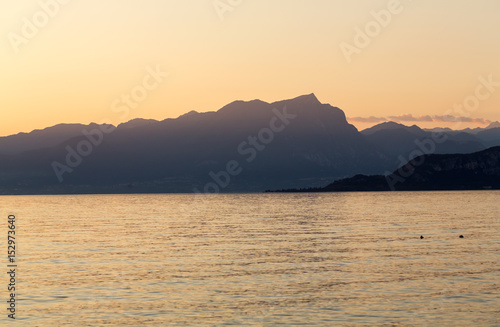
<box><xmin>1</xmin><ymin>0</ymin><xmax>499</xmax><ymax>137</ymax></box>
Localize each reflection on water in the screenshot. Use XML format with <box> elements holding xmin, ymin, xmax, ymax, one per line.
<box><xmin>2</xmin><ymin>191</ymin><xmax>499</xmax><ymax>326</ymax></box>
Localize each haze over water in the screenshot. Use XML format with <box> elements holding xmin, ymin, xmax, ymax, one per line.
<box><xmin>3</xmin><ymin>191</ymin><xmax>500</xmax><ymax>326</ymax></box>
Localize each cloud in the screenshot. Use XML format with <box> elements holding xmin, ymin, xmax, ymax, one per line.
<box><xmin>348</xmin><ymin>116</ymin><xmax>387</xmax><ymax>123</ymax></box>
<box><xmin>473</xmin><ymin>118</ymin><xmax>492</xmax><ymax>125</ymax></box>
<box><xmin>433</xmin><ymin>116</ymin><xmax>492</xmax><ymax>124</ymax></box>
<box><xmin>350</xmin><ymin>114</ymin><xmax>491</xmax><ymax>125</ymax></box>
<box><xmin>388</xmin><ymin>114</ymin><xmax>433</xmax><ymax>122</ymax></box>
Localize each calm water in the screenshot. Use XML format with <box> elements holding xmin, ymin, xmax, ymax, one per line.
<box><xmin>1</xmin><ymin>191</ymin><xmax>499</xmax><ymax>326</ymax></box>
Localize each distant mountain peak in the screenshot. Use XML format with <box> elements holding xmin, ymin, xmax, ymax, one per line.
<box><xmin>178</xmin><ymin>110</ymin><xmax>199</xmax><ymax>119</ymax></box>
<box><xmin>217</xmin><ymin>99</ymin><xmax>269</xmax><ymax>114</ymax></box>
<box><xmin>378</xmin><ymin>121</ymin><xmax>405</xmax><ymax>128</ymax></box>
<box><xmin>486</xmin><ymin>121</ymin><xmax>500</xmax><ymax>129</ymax></box>
<box><xmin>278</xmin><ymin>93</ymin><xmax>320</xmax><ymax>106</ymax></box>
<box><xmin>295</xmin><ymin>93</ymin><xmax>319</xmax><ymax>102</ymax></box>
<box><xmin>361</xmin><ymin>121</ymin><xmax>424</xmax><ymax>135</ymax></box>
<box><xmin>118</xmin><ymin>118</ymin><xmax>157</xmax><ymax>129</ymax></box>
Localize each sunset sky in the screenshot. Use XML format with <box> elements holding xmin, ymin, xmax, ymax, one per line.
<box><xmin>1</xmin><ymin>0</ymin><xmax>499</xmax><ymax>136</ymax></box>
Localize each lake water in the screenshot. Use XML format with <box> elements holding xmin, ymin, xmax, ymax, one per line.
<box><xmin>1</xmin><ymin>191</ymin><xmax>499</xmax><ymax>326</ymax></box>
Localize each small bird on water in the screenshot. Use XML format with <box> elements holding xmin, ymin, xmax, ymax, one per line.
<box><xmin>420</xmin><ymin>235</ymin><xmax>424</xmax><ymax>239</ymax></box>
<box><xmin>459</xmin><ymin>235</ymin><xmax>464</xmax><ymax>238</ymax></box>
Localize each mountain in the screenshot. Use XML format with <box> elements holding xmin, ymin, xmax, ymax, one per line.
<box><xmin>0</xmin><ymin>95</ymin><xmax>498</xmax><ymax>195</ymax></box>
<box><xmin>361</xmin><ymin>121</ymin><xmax>486</xmax><ymax>171</ymax></box>
<box><xmin>361</xmin><ymin>122</ymin><xmax>425</xmax><ymax>136</ymax></box>
<box><xmin>424</xmin><ymin>121</ymin><xmax>500</xmax><ymax>135</ymax></box>
<box><xmin>475</xmin><ymin>128</ymin><xmax>500</xmax><ymax>148</ymax></box>
<box><xmin>272</xmin><ymin>146</ymin><xmax>500</xmax><ymax>192</ymax></box>
<box><xmin>0</xmin><ymin>123</ymin><xmax>113</xmax><ymax>156</ymax></box>
<box><xmin>117</xmin><ymin>118</ymin><xmax>158</xmax><ymax>130</ymax></box>
<box><xmin>0</xmin><ymin>94</ymin><xmax>389</xmax><ymax>194</ymax></box>
<box><xmin>486</xmin><ymin>121</ymin><xmax>500</xmax><ymax>129</ymax></box>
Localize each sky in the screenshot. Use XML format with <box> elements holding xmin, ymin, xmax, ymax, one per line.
<box><xmin>1</xmin><ymin>0</ymin><xmax>499</xmax><ymax>136</ymax></box>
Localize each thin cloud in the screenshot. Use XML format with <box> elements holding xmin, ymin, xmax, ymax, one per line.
<box><xmin>348</xmin><ymin>116</ymin><xmax>387</xmax><ymax>123</ymax></box>
<box><xmin>350</xmin><ymin>114</ymin><xmax>491</xmax><ymax>125</ymax></box>
<box><xmin>433</xmin><ymin>116</ymin><xmax>492</xmax><ymax>124</ymax></box>
<box><xmin>433</xmin><ymin>115</ymin><xmax>464</xmax><ymax>122</ymax></box>
<box><xmin>388</xmin><ymin>114</ymin><xmax>433</xmax><ymax>122</ymax></box>
<box><xmin>473</xmin><ymin>118</ymin><xmax>492</xmax><ymax>125</ymax></box>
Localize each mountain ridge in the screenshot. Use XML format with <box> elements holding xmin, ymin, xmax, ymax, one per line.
<box><xmin>269</xmin><ymin>146</ymin><xmax>500</xmax><ymax>192</ymax></box>
<box><xmin>0</xmin><ymin>94</ymin><xmax>499</xmax><ymax>194</ymax></box>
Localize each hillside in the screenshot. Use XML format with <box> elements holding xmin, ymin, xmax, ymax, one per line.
<box><xmin>272</xmin><ymin>147</ymin><xmax>500</xmax><ymax>192</ymax></box>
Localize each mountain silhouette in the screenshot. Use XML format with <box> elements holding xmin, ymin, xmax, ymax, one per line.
<box><xmin>0</xmin><ymin>94</ymin><xmax>499</xmax><ymax>194</ymax></box>
<box><xmin>476</xmin><ymin>128</ymin><xmax>500</xmax><ymax>148</ymax></box>
<box><xmin>361</xmin><ymin>122</ymin><xmax>486</xmax><ymax>171</ymax></box>
<box><xmin>0</xmin><ymin>123</ymin><xmax>111</xmax><ymax>156</ymax></box>
<box><xmin>270</xmin><ymin>146</ymin><xmax>500</xmax><ymax>192</ymax></box>
<box><xmin>424</xmin><ymin>121</ymin><xmax>500</xmax><ymax>135</ymax></box>
<box><xmin>361</xmin><ymin>122</ymin><xmax>425</xmax><ymax>136</ymax></box>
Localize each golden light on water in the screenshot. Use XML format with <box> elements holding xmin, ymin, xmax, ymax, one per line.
<box><xmin>3</xmin><ymin>192</ymin><xmax>499</xmax><ymax>325</ymax></box>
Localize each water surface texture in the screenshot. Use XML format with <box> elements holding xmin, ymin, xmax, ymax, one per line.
<box><xmin>2</xmin><ymin>191</ymin><xmax>499</xmax><ymax>326</ymax></box>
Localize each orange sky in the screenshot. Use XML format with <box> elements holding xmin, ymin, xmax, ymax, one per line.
<box><xmin>1</xmin><ymin>0</ymin><xmax>499</xmax><ymax>136</ymax></box>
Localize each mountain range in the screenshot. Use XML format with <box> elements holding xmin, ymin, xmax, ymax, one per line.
<box><xmin>1</xmin><ymin>94</ymin><xmax>499</xmax><ymax>194</ymax></box>
<box><xmin>271</xmin><ymin>146</ymin><xmax>500</xmax><ymax>192</ymax></box>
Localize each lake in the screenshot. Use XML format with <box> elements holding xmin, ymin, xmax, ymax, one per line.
<box><xmin>1</xmin><ymin>191</ymin><xmax>499</xmax><ymax>326</ymax></box>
